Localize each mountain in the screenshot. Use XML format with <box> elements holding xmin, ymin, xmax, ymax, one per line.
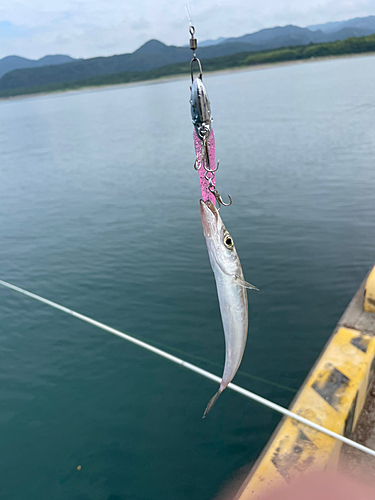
<box><xmin>2</xmin><ymin>33</ymin><xmax>375</xmax><ymax>99</ymax></box>
<box><xmin>2</xmin><ymin>16</ymin><xmax>375</xmax><ymax>93</ymax></box>
<box><xmin>222</xmin><ymin>25</ymin><xmax>323</xmax><ymax>45</ymax></box>
<box><xmin>200</xmin><ymin>15</ymin><xmax>375</xmax><ymax>47</ymax></box>
<box><xmin>0</xmin><ymin>40</ymin><xmax>261</xmax><ymax>91</ymax></box>
<box><xmin>197</xmin><ymin>37</ymin><xmax>227</xmax><ymax>47</ymax></box>
<box><xmin>308</xmin><ymin>15</ymin><xmax>375</xmax><ymax>33</ymax></box>
<box><xmin>0</xmin><ymin>54</ymin><xmax>76</xmax><ymax>79</ymax></box>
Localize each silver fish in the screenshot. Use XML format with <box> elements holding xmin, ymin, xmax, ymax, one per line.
<box><xmin>190</xmin><ymin>77</ymin><xmax>212</xmax><ymax>140</ymax></box>
<box><xmin>200</xmin><ymin>200</ymin><xmax>258</xmax><ymax>417</ymax></box>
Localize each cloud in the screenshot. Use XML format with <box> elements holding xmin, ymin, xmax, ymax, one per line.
<box><xmin>130</xmin><ymin>18</ymin><xmax>151</xmax><ymax>31</ymax></box>
<box><xmin>0</xmin><ymin>0</ymin><xmax>374</xmax><ymax>59</ymax></box>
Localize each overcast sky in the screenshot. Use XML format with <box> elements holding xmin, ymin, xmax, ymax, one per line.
<box><xmin>0</xmin><ymin>0</ymin><xmax>374</xmax><ymax>60</ymax></box>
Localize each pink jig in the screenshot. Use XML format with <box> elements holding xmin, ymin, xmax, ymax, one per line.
<box><xmin>193</xmin><ymin>128</ymin><xmax>216</xmax><ymax>205</ymax></box>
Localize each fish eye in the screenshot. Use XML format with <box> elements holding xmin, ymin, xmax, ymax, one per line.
<box><xmin>224</xmin><ymin>234</ymin><xmax>234</xmax><ymax>249</ymax></box>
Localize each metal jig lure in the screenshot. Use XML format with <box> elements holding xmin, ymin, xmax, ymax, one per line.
<box><xmin>189</xmin><ymin>25</ymin><xmax>232</xmax><ymax>209</ymax></box>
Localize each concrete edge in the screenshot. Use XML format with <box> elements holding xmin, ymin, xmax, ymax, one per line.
<box><xmin>233</xmin><ymin>265</ymin><xmax>375</xmax><ymax>500</ymax></box>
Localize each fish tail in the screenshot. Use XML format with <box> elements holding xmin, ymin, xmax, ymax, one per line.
<box><xmin>202</xmin><ymin>385</ymin><xmax>226</xmax><ymax>418</ymax></box>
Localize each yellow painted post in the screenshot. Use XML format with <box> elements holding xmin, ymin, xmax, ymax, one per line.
<box><xmin>234</xmin><ymin>328</ymin><xmax>375</xmax><ymax>500</ymax></box>
<box><xmin>364</xmin><ymin>265</ymin><xmax>375</xmax><ymax>313</ymax></box>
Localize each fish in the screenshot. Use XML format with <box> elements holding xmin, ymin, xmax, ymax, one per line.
<box><xmin>190</xmin><ymin>77</ymin><xmax>212</xmax><ymax>141</ymax></box>
<box><xmin>200</xmin><ymin>199</ymin><xmax>258</xmax><ymax>417</ymax></box>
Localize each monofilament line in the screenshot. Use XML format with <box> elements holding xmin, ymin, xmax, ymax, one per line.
<box><xmin>185</xmin><ymin>3</ymin><xmax>193</xmax><ymax>26</ymax></box>
<box><xmin>1</xmin><ymin>278</ymin><xmax>375</xmax><ymax>459</ymax></box>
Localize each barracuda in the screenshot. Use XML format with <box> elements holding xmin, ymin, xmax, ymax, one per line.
<box><xmin>200</xmin><ymin>200</ymin><xmax>258</xmax><ymax>417</ymax></box>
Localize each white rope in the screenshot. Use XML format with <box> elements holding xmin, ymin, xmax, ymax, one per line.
<box><xmin>1</xmin><ymin>278</ymin><xmax>375</xmax><ymax>458</ymax></box>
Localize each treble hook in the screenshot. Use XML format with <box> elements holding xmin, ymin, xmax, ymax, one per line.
<box><xmin>200</xmin><ymin>138</ymin><xmax>211</xmax><ymax>170</ymax></box>
<box><xmin>204</xmin><ymin>157</ymin><xmax>219</xmax><ymax>174</ymax></box>
<box><xmin>193</xmin><ymin>142</ymin><xmax>207</xmax><ymax>170</ymax></box>
<box><xmin>194</xmin><ymin>142</ymin><xmax>220</xmax><ymax>173</ymax></box>
<box><xmin>209</xmin><ymin>185</ymin><xmax>232</xmax><ymax>209</ymax></box>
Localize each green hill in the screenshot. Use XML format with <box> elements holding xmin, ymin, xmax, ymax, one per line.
<box><xmin>0</xmin><ymin>54</ymin><xmax>77</xmax><ymax>79</ymax></box>
<box><xmin>1</xmin><ymin>34</ymin><xmax>375</xmax><ymax>99</ymax></box>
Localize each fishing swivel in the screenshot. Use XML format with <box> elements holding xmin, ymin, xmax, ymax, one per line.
<box><xmin>189</xmin><ymin>26</ymin><xmax>202</xmax><ymax>83</ymax></box>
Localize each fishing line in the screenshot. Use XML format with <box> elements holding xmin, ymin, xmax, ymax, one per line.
<box><xmin>133</xmin><ymin>338</ymin><xmax>297</xmax><ymax>394</ymax></box>
<box><xmin>185</xmin><ymin>2</ymin><xmax>193</xmax><ymax>27</ymax></box>
<box><xmin>0</xmin><ymin>278</ymin><xmax>294</xmax><ymax>394</ymax></box>
<box><xmin>1</xmin><ymin>278</ymin><xmax>375</xmax><ymax>459</ymax></box>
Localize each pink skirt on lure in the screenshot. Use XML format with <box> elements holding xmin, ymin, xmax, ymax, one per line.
<box><xmin>193</xmin><ymin>128</ymin><xmax>216</xmax><ymax>205</ymax></box>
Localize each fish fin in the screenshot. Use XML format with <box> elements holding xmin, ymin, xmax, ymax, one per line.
<box><xmin>234</xmin><ymin>276</ymin><xmax>259</xmax><ymax>291</ymax></box>
<box><xmin>202</xmin><ymin>387</ymin><xmax>224</xmax><ymax>418</ymax></box>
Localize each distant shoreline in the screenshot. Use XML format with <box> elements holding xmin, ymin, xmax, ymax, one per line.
<box><xmin>1</xmin><ymin>51</ymin><xmax>375</xmax><ymax>103</ymax></box>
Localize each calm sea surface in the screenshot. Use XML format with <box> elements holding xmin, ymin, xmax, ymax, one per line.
<box><xmin>1</xmin><ymin>55</ymin><xmax>375</xmax><ymax>500</ymax></box>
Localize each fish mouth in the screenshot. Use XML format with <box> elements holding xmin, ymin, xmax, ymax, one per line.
<box><xmin>200</xmin><ymin>199</ymin><xmax>218</xmax><ymax>221</ymax></box>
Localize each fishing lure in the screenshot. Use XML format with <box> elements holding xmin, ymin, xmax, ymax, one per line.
<box><xmin>188</xmin><ymin>25</ymin><xmax>258</xmax><ymax>417</ymax></box>
<box><xmin>189</xmin><ymin>26</ymin><xmax>231</xmax><ymax>209</ymax></box>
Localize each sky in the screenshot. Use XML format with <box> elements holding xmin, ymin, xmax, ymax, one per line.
<box><xmin>0</xmin><ymin>0</ymin><xmax>374</xmax><ymax>60</ymax></box>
